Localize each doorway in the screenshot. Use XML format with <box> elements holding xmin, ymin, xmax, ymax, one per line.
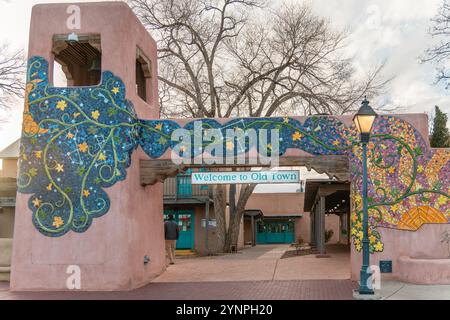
<box><xmin>256</xmin><ymin>221</ymin><xmax>295</xmax><ymax>244</ymax></box>
<box><xmin>164</xmin><ymin>209</ymin><xmax>195</xmax><ymax>249</ymax></box>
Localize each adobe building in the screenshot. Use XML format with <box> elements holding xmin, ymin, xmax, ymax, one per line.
<box><xmin>5</xmin><ymin>2</ymin><xmax>450</xmax><ymax>291</ymax></box>
<box><xmin>0</xmin><ymin>139</ymin><xmax>19</xmax><ymax>281</ymax></box>
<box><xmin>245</xmin><ymin>191</ymin><xmax>341</xmax><ymax>246</ymax></box>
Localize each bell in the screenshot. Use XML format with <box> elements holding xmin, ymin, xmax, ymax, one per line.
<box><xmin>89</xmin><ymin>57</ymin><xmax>101</xmax><ymax>73</ymax></box>
<box><xmin>67</xmin><ymin>32</ymin><xmax>79</xmax><ymax>43</ymax></box>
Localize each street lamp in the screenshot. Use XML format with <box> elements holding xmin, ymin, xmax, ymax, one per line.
<box><xmin>353</xmin><ymin>98</ymin><xmax>377</xmax><ymax>295</ymax></box>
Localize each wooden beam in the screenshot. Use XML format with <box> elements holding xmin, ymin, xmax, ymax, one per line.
<box><xmin>140</xmin><ymin>155</ymin><xmax>350</xmax><ymax>186</ymax></box>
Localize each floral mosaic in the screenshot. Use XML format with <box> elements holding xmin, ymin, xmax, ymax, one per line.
<box><xmin>18</xmin><ymin>56</ymin><xmax>450</xmax><ymax>250</ymax></box>
<box><xmin>18</xmin><ymin>57</ymin><xmax>139</xmax><ymax>236</ymax></box>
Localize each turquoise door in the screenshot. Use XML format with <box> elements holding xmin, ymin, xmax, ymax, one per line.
<box><xmin>177</xmin><ymin>169</ymin><xmax>192</xmax><ymax>197</ymax></box>
<box><xmin>164</xmin><ymin>210</ymin><xmax>195</xmax><ymax>249</ymax></box>
<box><xmin>256</xmin><ymin>221</ymin><xmax>295</xmax><ymax>244</ymax></box>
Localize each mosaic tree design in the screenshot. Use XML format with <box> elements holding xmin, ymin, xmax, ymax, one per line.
<box><xmin>18</xmin><ymin>57</ymin><xmax>139</xmax><ymax>236</ymax></box>
<box><xmin>349</xmin><ymin>118</ymin><xmax>450</xmax><ymax>252</ymax></box>
<box><xmin>18</xmin><ymin>56</ymin><xmax>450</xmax><ymax>251</ymax></box>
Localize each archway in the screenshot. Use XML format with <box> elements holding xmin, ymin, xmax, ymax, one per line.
<box><xmin>10</xmin><ymin>3</ymin><xmax>450</xmax><ymax>291</ymax></box>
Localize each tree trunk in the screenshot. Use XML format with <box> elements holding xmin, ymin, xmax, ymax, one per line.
<box><xmin>222</xmin><ymin>184</ymin><xmax>257</xmax><ymax>252</ymax></box>
<box><xmin>223</xmin><ymin>184</ymin><xmax>237</xmax><ymax>251</ymax></box>
<box><xmin>212</xmin><ymin>184</ymin><xmax>226</xmax><ymax>252</ymax></box>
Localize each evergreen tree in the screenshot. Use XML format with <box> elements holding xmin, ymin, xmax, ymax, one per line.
<box><xmin>430</xmin><ymin>106</ymin><xmax>450</xmax><ymax>148</ymax></box>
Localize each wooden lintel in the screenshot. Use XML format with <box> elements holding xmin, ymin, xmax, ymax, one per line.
<box><xmin>140</xmin><ymin>155</ymin><xmax>350</xmax><ymax>186</ymax></box>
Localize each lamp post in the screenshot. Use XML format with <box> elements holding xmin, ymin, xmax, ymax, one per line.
<box><xmin>353</xmin><ymin>98</ymin><xmax>377</xmax><ymax>295</ymax></box>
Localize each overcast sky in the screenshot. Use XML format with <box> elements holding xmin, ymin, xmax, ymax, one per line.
<box><xmin>0</xmin><ymin>0</ymin><xmax>449</xmax><ymax>159</ymax></box>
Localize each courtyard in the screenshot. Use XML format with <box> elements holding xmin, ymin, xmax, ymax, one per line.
<box><xmin>1</xmin><ymin>244</ymin><xmax>450</xmax><ymax>300</ymax></box>
<box><xmin>0</xmin><ymin>0</ymin><xmax>449</xmax><ymax>303</ymax></box>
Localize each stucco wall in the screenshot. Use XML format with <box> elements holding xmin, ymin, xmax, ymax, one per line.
<box><xmin>325</xmin><ymin>214</ymin><xmax>340</xmax><ymax>244</ymax></box>
<box><xmin>351</xmin><ymin>223</ymin><xmax>450</xmax><ymax>282</ymax></box>
<box><xmin>11</xmin><ymin>2</ymin><xmax>165</xmax><ymax>291</ymax></box>
<box><xmin>1</xmin><ymin>160</ymin><xmax>18</xmax><ymax>178</ymax></box>
<box><xmin>246</xmin><ymin>192</ymin><xmax>305</xmax><ymax>215</ymax></box>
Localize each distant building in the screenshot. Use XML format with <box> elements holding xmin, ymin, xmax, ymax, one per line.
<box><xmin>0</xmin><ymin>139</ymin><xmax>19</xmax><ymax>281</ymax></box>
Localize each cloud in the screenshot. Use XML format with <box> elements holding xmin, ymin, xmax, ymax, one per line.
<box><xmin>309</xmin><ymin>0</ymin><xmax>450</xmax><ymax>116</ymax></box>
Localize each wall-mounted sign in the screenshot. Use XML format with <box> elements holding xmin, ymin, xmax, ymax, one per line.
<box><xmin>191</xmin><ymin>170</ymin><xmax>300</xmax><ymax>185</ymax></box>
<box><xmin>379</xmin><ymin>260</ymin><xmax>393</xmax><ymax>273</ymax></box>
<box><xmin>201</xmin><ymin>219</ymin><xmax>217</xmax><ymax>228</ymax></box>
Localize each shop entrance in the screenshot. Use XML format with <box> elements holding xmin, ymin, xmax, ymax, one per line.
<box><xmin>256</xmin><ymin>221</ymin><xmax>295</xmax><ymax>244</ymax></box>
<box><xmin>164</xmin><ymin>209</ymin><xmax>195</xmax><ymax>249</ymax></box>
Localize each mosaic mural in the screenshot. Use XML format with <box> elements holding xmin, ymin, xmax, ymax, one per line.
<box><xmin>18</xmin><ymin>56</ymin><xmax>450</xmax><ymax>250</ymax></box>
<box><xmin>18</xmin><ymin>57</ymin><xmax>139</xmax><ymax>236</ymax></box>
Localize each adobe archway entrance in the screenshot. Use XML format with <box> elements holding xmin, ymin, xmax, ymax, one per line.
<box><xmin>9</xmin><ymin>3</ymin><xmax>450</xmax><ymax>291</ymax></box>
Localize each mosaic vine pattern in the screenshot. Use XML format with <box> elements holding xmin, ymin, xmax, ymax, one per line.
<box><xmin>18</xmin><ymin>57</ymin><xmax>139</xmax><ymax>236</ymax></box>
<box><xmin>349</xmin><ymin>118</ymin><xmax>450</xmax><ymax>252</ymax></box>
<box><xmin>18</xmin><ymin>56</ymin><xmax>450</xmax><ymax>249</ymax></box>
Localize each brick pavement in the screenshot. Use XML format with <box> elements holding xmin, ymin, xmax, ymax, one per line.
<box><xmin>0</xmin><ymin>280</ymin><xmax>357</xmax><ymax>300</ymax></box>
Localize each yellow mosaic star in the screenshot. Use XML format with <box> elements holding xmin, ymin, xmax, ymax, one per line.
<box><xmin>56</xmin><ymin>100</ymin><xmax>67</xmax><ymax>111</ymax></box>
<box><xmin>417</xmin><ymin>165</ymin><xmax>424</xmax><ymax>173</ymax></box>
<box><xmin>226</xmin><ymin>141</ymin><xmax>234</xmax><ymax>150</ymax></box>
<box><xmin>52</xmin><ymin>216</ymin><xmax>64</xmax><ymax>228</ymax></box>
<box><xmin>292</xmin><ymin>131</ymin><xmax>303</xmax><ymax>141</ymax></box>
<box><xmin>388</xmin><ymin>167</ymin><xmax>396</xmax><ymax>174</ymax></box>
<box><xmin>98</xmin><ymin>152</ymin><xmax>107</xmax><ymax>161</ymax></box>
<box><xmin>357</xmin><ymin>231</ymin><xmax>363</xmax><ymax>240</ymax></box>
<box><xmin>78</xmin><ymin>142</ymin><xmax>89</xmax><ymax>153</ymax></box>
<box><xmin>369</xmin><ymin>235</ymin><xmax>377</xmax><ymax>244</ymax></box>
<box><xmin>437</xmin><ymin>195</ymin><xmax>448</xmax><ymax>206</ymax></box>
<box><xmin>155</xmin><ymin>123</ymin><xmax>163</xmax><ymax>130</ymax></box>
<box><xmin>66</xmin><ymin>132</ymin><xmax>74</xmax><ymax>139</ymax></box>
<box><xmin>111</xmin><ymin>87</ymin><xmax>120</xmax><ymax>94</ymax></box>
<box><xmin>332</xmin><ymin>139</ymin><xmax>340</xmax><ymax>146</ymax></box>
<box><xmin>283</xmin><ymin>117</ymin><xmax>289</xmax><ymax>123</ymax></box>
<box><xmin>91</xmin><ymin>110</ymin><xmax>100</xmax><ymax>120</ymax></box>
<box><xmin>55</xmin><ymin>163</ymin><xmax>64</xmax><ymax>173</ymax></box>
<box><xmin>32</xmin><ymin>198</ymin><xmax>41</xmax><ymax>207</ymax></box>
<box><xmin>46</xmin><ymin>183</ymin><xmax>52</xmax><ymax>191</ymax></box>
<box><xmin>374</xmin><ymin>241</ymin><xmax>384</xmax><ymax>252</ymax></box>
<box><xmin>34</xmin><ymin>150</ymin><xmax>42</xmax><ymax>159</ymax></box>
<box><xmin>83</xmin><ymin>189</ymin><xmax>90</xmax><ymax>197</ymax></box>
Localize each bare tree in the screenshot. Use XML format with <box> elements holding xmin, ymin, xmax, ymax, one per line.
<box><xmin>0</xmin><ymin>44</ymin><xmax>26</xmax><ymax>119</ymax></box>
<box><xmin>422</xmin><ymin>0</ymin><xmax>450</xmax><ymax>87</ymax></box>
<box><xmin>130</xmin><ymin>0</ymin><xmax>387</xmax><ymax>252</ymax></box>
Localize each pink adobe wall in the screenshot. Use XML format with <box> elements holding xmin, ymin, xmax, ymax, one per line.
<box><xmin>350</xmin><ymin>224</ymin><xmax>450</xmax><ymax>283</ymax></box>
<box><xmin>246</xmin><ymin>192</ymin><xmax>305</xmax><ymax>215</ymax></box>
<box><xmin>325</xmin><ymin>214</ymin><xmax>340</xmax><ymax>244</ymax></box>
<box><xmin>11</xmin><ymin>2</ymin><xmax>165</xmax><ymax>291</ymax></box>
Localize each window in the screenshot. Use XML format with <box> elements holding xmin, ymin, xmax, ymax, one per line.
<box><xmin>136</xmin><ymin>47</ymin><xmax>151</xmax><ymax>102</ymax></box>
<box><xmin>52</xmin><ymin>34</ymin><xmax>101</xmax><ymax>87</ymax></box>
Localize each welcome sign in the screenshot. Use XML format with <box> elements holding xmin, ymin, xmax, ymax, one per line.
<box><xmin>191</xmin><ymin>170</ymin><xmax>300</xmax><ymax>185</ymax></box>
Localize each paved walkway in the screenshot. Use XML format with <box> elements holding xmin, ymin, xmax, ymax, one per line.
<box><xmin>0</xmin><ymin>280</ymin><xmax>357</xmax><ymax>300</ymax></box>
<box><xmin>1</xmin><ymin>244</ymin><xmax>449</xmax><ymax>299</ymax></box>
<box><xmin>155</xmin><ymin>244</ymin><xmax>350</xmax><ymax>282</ymax></box>
<box><xmin>378</xmin><ymin>278</ymin><xmax>450</xmax><ymax>300</ymax></box>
